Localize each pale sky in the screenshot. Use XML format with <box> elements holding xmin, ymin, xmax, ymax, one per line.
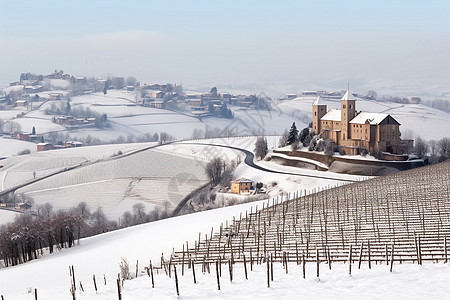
<box><xmin>1</xmin><ymin>0</ymin><xmax>449</xmax><ymax>95</ymax></box>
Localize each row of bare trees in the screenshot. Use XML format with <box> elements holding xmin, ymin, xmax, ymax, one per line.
<box><xmin>0</xmin><ymin>200</ymin><xmax>179</xmax><ymax>268</ymax></box>
<box><xmin>0</xmin><ymin>203</ymin><xmax>117</xmax><ymax>267</ymax></box>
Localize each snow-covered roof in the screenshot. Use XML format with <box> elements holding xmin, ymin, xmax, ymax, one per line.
<box><xmin>321</xmin><ymin>109</ymin><xmax>341</xmax><ymax>121</ymax></box>
<box><xmin>341</xmin><ymin>90</ymin><xmax>356</xmax><ymax>101</ymax></box>
<box><xmin>231</xmin><ymin>178</ymin><xmax>253</xmax><ymax>183</ymax></box>
<box><xmin>313</xmin><ymin>95</ymin><xmax>325</xmax><ymax>106</ymax></box>
<box><xmin>350</xmin><ymin>112</ymin><xmax>389</xmax><ymax>125</ymax></box>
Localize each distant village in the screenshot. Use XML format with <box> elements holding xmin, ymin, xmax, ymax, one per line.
<box><xmin>1</xmin><ymin>70</ymin><xmax>425</xmax><ymax>152</ymax></box>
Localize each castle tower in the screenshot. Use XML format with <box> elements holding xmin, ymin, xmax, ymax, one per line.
<box><xmin>340</xmin><ymin>90</ymin><xmax>356</xmax><ymax>140</ymax></box>
<box><xmin>312</xmin><ymin>96</ymin><xmax>327</xmax><ymax>135</ymax></box>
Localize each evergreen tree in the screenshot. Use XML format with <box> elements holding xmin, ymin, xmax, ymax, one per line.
<box><xmin>31</xmin><ymin>126</ymin><xmax>36</xmax><ymax>135</ymax></box>
<box><xmin>287</xmin><ymin>122</ymin><xmax>299</xmax><ymax>145</ymax></box>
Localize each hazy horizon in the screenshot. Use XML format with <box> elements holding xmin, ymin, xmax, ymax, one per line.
<box><xmin>1</xmin><ymin>0</ymin><xmax>449</xmax><ymax>97</ymax></box>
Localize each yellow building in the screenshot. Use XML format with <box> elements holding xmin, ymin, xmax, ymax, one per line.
<box><xmin>231</xmin><ymin>178</ymin><xmax>253</xmax><ymax>194</ymax></box>
<box><xmin>312</xmin><ymin>90</ymin><xmax>402</xmax><ymax>155</ymax></box>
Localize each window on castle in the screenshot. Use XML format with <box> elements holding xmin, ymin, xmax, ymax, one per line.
<box><xmin>350</xmin><ymin>104</ymin><xmax>353</xmax><ymax>109</ymax></box>
<box><xmin>343</xmin><ymin>105</ymin><xmax>346</xmax><ymax>108</ymax></box>
<box><xmin>314</xmin><ymin>112</ymin><xmax>317</xmax><ymax>116</ymax></box>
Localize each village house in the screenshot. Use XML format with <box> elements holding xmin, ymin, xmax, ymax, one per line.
<box><xmin>150</xmin><ymin>100</ymin><xmax>165</xmax><ymax>109</ymax></box>
<box><xmin>410</xmin><ymin>97</ymin><xmax>421</xmax><ymax>104</ymax></box>
<box><xmin>312</xmin><ymin>90</ymin><xmax>407</xmax><ymax>155</ymax></box>
<box><xmin>48</xmin><ymin>93</ymin><xmax>62</xmax><ymax>100</ymax></box>
<box><xmin>231</xmin><ymin>178</ymin><xmax>253</xmax><ymax>194</ymax></box>
<box><xmin>37</xmin><ymin>143</ymin><xmax>54</xmax><ymax>151</ymax></box>
<box><xmin>286</xmin><ymin>94</ymin><xmax>297</xmax><ymax>100</ymax></box>
<box><xmin>24</xmin><ymin>85</ymin><xmax>44</xmax><ymax>94</ymax></box>
<box><xmin>62</xmin><ymin>141</ymin><xmax>83</xmax><ymax>148</ymax></box>
<box><xmin>152</xmin><ymin>91</ymin><xmax>164</xmax><ymax>98</ymax></box>
<box><xmin>15</xmin><ymin>100</ymin><xmax>27</xmax><ymax>107</ymax></box>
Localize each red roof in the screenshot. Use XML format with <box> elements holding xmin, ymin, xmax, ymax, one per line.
<box><xmin>231</xmin><ymin>178</ymin><xmax>253</xmax><ymax>183</ymax></box>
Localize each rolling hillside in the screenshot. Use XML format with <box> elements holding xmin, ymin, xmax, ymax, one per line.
<box><xmin>0</xmin><ymin>161</ymin><xmax>448</xmax><ymax>299</ymax></box>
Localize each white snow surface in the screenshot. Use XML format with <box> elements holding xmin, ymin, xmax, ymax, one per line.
<box><xmin>0</xmin><ymin>210</ymin><xmax>20</xmax><ymax>224</ymax></box>
<box><xmin>0</xmin><ymin>137</ymin><xmax>37</xmax><ymax>157</ymax></box>
<box><xmin>0</xmin><ymin>199</ymin><xmax>449</xmax><ymax>299</ymax></box>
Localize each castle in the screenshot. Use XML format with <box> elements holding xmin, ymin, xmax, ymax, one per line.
<box><xmin>312</xmin><ymin>90</ymin><xmax>403</xmax><ymax>155</ymax></box>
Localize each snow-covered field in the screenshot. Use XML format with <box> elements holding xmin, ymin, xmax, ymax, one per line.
<box><xmin>0</xmin><ymin>198</ymin><xmax>448</xmax><ymax>300</ymax></box>
<box><xmin>1</xmin><ymin>89</ymin><xmax>447</xmax><ymax>145</ymax></box>
<box><xmin>0</xmin><ymin>209</ymin><xmax>21</xmax><ymax>224</ymax></box>
<box><xmin>0</xmin><ymin>137</ymin><xmax>37</xmax><ymax>157</ymax></box>
<box><xmin>0</xmin><ymin>136</ymin><xmax>363</xmax><ymax>225</ymax></box>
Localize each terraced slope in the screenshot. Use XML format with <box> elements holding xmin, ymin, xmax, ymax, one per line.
<box><xmin>172</xmin><ymin>160</ymin><xmax>450</xmax><ymax>265</ymax></box>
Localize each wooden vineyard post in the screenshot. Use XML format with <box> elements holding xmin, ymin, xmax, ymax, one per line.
<box><xmin>445</xmin><ymin>237</ymin><xmax>448</xmax><ymax>263</ymax></box>
<box><xmin>358</xmin><ymin>242</ymin><xmax>364</xmax><ymax>269</ymax></box>
<box><xmin>216</xmin><ymin>261</ymin><xmax>221</xmax><ymax>290</ymax></box>
<box><xmin>385</xmin><ymin>244</ymin><xmax>389</xmax><ymax>265</ymax></box>
<box><xmin>243</xmin><ymin>254</ymin><xmax>248</xmax><ymax>280</ymax></box>
<box><xmin>149</xmin><ymin>260</ymin><xmax>155</xmax><ymax>288</ymax></box>
<box><xmin>182</xmin><ymin>245</ymin><xmax>185</xmax><ymax>276</ymax></box>
<box><xmin>71</xmin><ymin>265</ymin><xmax>76</xmax><ymax>292</ymax></box>
<box><xmin>348</xmin><ymin>244</ymin><xmax>353</xmax><ymax>276</ymax></box>
<box><xmin>270</xmin><ymin>254</ymin><xmax>274</xmax><ymax>282</ymax></box>
<box><xmin>136</xmin><ymin>260</ymin><xmax>139</xmax><ymax>279</ymax></box>
<box><xmin>266</xmin><ymin>256</ymin><xmax>270</xmax><ymax>288</ymax></box>
<box><xmin>104</xmin><ymin>275</ymin><xmax>107</xmax><ymax>285</ymax></box>
<box><xmin>192</xmin><ymin>260</ymin><xmax>197</xmax><ymax>284</ymax></box>
<box><xmin>316</xmin><ymin>248</ymin><xmax>320</xmax><ymax>279</ymax></box>
<box><xmin>228</xmin><ymin>259</ymin><xmax>233</xmax><ymax>283</ymax></box>
<box><xmin>390</xmin><ymin>244</ymin><xmax>395</xmax><ymax>272</ymax></box>
<box><xmin>284</xmin><ymin>252</ymin><xmax>289</xmax><ymax>274</ymax></box>
<box><xmin>327</xmin><ymin>246</ymin><xmax>332</xmax><ymax>270</ymax></box>
<box><xmin>174</xmin><ymin>265</ymin><xmax>180</xmax><ymax>297</ymax></box>
<box><xmin>35</xmin><ymin>288</ymin><xmax>38</xmax><ymax>300</ymax></box>
<box><xmin>116</xmin><ymin>278</ymin><xmax>122</xmax><ymax>300</ymax></box>
<box><xmin>250</xmin><ymin>249</ymin><xmax>253</xmax><ymax>271</ymax></box>
<box><xmin>302</xmin><ymin>254</ymin><xmax>306</xmax><ymax>279</ymax></box>
<box><xmin>93</xmin><ymin>274</ymin><xmax>98</xmax><ymax>293</ymax></box>
<box><xmin>415</xmin><ymin>235</ymin><xmax>422</xmax><ymax>265</ymax></box>
<box><xmin>368</xmin><ymin>240</ymin><xmax>371</xmax><ymax>269</ymax></box>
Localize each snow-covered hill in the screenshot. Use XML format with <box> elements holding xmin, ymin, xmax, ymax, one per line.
<box><xmin>1</xmin><ymin>196</ymin><xmax>449</xmax><ymax>300</ymax></box>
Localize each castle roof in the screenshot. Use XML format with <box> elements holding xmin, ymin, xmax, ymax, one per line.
<box><xmin>341</xmin><ymin>90</ymin><xmax>356</xmax><ymax>101</ymax></box>
<box><xmin>350</xmin><ymin>112</ymin><xmax>389</xmax><ymax>125</ymax></box>
<box><xmin>313</xmin><ymin>95</ymin><xmax>325</xmax><ymax>106</ymax></box>
<box><xmin>321</xmin><ymin>109</ymin><xmax>341</xmax><ymax>122</ymax></box>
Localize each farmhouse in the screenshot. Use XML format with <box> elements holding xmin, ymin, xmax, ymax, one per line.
<box><xmin>312</xmin><ymin>90</ymin><xmax>405</xmax><ymax>155</ymax></box>
<box><xmin>37</xmin><ymin>143</ymin><xmax>54</xmax><ymax>151</ymax></box>
<box><xmin>15</xmin><ymin>100</ymin><xmax>27</xmax><ymax>107</ymax></box>
<box><xmin>48</xmin><ymin>93</ymin><xmax>62</xmax><ymax>100</ymax></box>
<box><xmin>231</xmin><ymin>178</ymin><xmax>253</xmax><ymax>194</ymax></box>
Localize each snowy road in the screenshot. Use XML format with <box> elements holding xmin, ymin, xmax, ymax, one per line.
<box><xmin>178</xmin><ymin>142</ymin><xmax>357</xmax><ymax>183</ymax></box>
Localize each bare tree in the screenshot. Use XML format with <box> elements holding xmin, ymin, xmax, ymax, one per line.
<box><xmin>126</xmin><ymin>76</ymin><xmax>137</xmax><ymax>87</ymax></box>
<box><xmin>437</xmin><ymin>137</ymin><xmax>450</xmax><ymax>159</ymax></box>
<box><xmin>413</xmin><ymin>136</ymin><xmax>428</xmax><ymax>158</ymax></box>
<box><xmin>254</xmin><ymin>136</ymin><xmax>268</xmax><ymax>160</ymax></box>
<box><xmin>278</xmin><ymin>130</ymin><xmax>289</xmax><ymax>147</ymax></box>
<box><xmin>206</xmin><ymin>157</ymin><xmax>226</xmax><ymax>185</ymax></box>
<box><xmin>132</xmin><ymin>203</ymin><xmax>146</xmax><ymax>223</ymax></box>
